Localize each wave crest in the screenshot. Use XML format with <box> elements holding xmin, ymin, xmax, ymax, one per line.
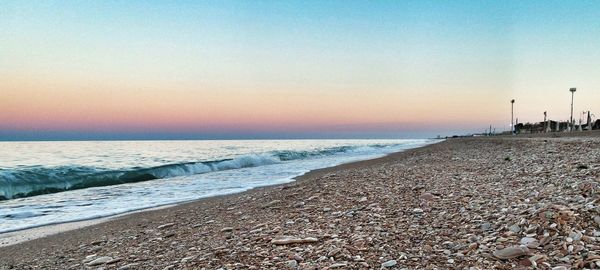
<box><xmin>0</xmin><ymin>143</ymin><xmax>398</xmax><ymax>200</ymax></box>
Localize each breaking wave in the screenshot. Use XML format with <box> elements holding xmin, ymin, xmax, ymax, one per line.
<box><xmin>0</xmin><ymin>144</ymin><xmax>396</xmax><ymax>200</ymax></box>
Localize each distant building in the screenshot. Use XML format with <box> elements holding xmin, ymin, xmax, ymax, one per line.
<box><xmin>514</xmin><ymin>119</ymin><xmax>596</xmax><ymax>134</ymax></box>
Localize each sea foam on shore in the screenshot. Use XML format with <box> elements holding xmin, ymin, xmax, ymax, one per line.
<box><xmin>0</xmin><ymin>139</ymin><xmax>436</xmax><ymax>234</ymax></box>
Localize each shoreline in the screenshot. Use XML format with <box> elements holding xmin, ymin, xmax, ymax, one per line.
<box><xmin>0</xmin><ymin>141</ymin><xmax>441</xmax><ymax>248</ymax></box>
<box><xmin>2</xmin><ymin>134</ymin><xmax>599</xmax><ymax>269</ymax></box>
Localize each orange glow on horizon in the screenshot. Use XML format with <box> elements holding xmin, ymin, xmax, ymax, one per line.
<box><xmin>1</xmin><ymin>73</ymin><xmax>504</xmax><ymax>133</ymax></box>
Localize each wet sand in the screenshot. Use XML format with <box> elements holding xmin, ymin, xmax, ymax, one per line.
<box><xmin>1</xmin><ymin>133</ymin><xmax>600</xmax><ymax>269</ymax></box>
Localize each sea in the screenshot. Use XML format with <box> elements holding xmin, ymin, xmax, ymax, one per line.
<box><xmin>0</xmin><ymin>139</ymin><xmax>437</xmax><ymax>233</ymax></box>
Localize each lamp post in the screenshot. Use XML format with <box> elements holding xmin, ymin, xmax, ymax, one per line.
<box><xmin>570</xmin><ymin>88</ymin><xmax>576</xmax><ymax>131</ymax></box>
<box><xmin>544</xmin><ymin>111</ymin><xmax>547</xmax><ymax>133</ymax></box>
<box><xmin>511</xmin><ymin>99</ymin><xmax>515</xmax><ymax>134</ymax></box>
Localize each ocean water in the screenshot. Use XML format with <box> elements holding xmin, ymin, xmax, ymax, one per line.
<box><xmin>0</xmin><ymin>139</ymin><xmax>437</xmax><ymax>233</ymax></box>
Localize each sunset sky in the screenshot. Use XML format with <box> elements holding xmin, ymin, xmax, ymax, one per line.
<box><xmin>1</xmin><ymin>1</ymin><xmax>600</xmax><ymax>140</ymax></box>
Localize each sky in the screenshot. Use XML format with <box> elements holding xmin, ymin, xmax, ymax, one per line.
<box><xmin>1</xmin><ymin>0</ymin><xmax>600</xmax><ymax>140</ymax></box>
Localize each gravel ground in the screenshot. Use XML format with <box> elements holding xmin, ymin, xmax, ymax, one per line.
<box><xmin>1</xmin><ymin>135</ymin><xmax>600</xmax><ymax>269</ymax></box>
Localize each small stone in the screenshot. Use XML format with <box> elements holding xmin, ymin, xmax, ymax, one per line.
<box><xmin>263</xmin><ymin>200</ymin><xmax>281</xmax><ymax>208</ymax></box>
<box><xmin>594</xmin><ymin>216</ymin><xmax>600</xmax><ymax>226</ymax></box>
<box><xmin>181</xmin><ymin>255</ymin><xmax>196</xmax><ymax>263</ymax></box>
<box><xmin>82</xmin><ymin>254</ymin><xmax>97</xmax><ymax>263</ymax></box>
<box><xmin>381</xmin><ymin>260</ymin><xmax>397</xmax><ymax>267</ymax></box>
<box><xmin>117</xmin><ymin>263</ymin><xmax>139</xmax><ymax>270</ymax></box>
<box><xmin>328</xmin><ymin>248</ymin><xmax>341</xmax><ymax>257</ymax></box>
<box><xmin>412</xmin><ymin>208</ymin><xmax>424</xmax><ymax>214</ymax></box>
<box><xmin>286</xmin><ymin>260</ymin><xmax>298</xmax><ymax>268</ymax></box>
<box><xmin>519</xmin><ymin>258</ymin><xmax>532</xmax><ymax>267</ymax></box>
<box><xmin>481</xmin><ymin>223</ymin><xmax>492</xmax><ymax>231</ymax></box>
<box><xmin>520</xmin><ymin>237</ymin><xmax>538</xmax><ymax>248</ymax></box>
<box><xmin>271</xmin><ymin>236</ymin><xmax>318</xmax><ymax>245</ymax></box>
<box><xmin>566</xmin><ymin>237</ymin><xmax>573</xmax><ymax>243</ymax></box>
<box><xmin>86</xmin><ymin>256</ymin><xmax>113</xmax><ymax>266</ymax></box>
<box><xmin>569</xmin><ymin>231</ymin><xmax>583</xmax><ymax>241</ymax></box>
<box><xmin>493</xmin><ymin>246</ymin><xmax>529</xmax><ymax>259</ymax></box>
<box><xmin>157</xmin><ymin>223</ymin><xmax>175</xmax><ymax>229</ymax></box>
<box><xmin>419</xmin><ymin>193</ymin><xmax>435</xmax><ymax>201</ymax></box>
<box><xmin>221</xmin><ymin>227</ymin><xmax>234</xmax><ymax>232</ymax></box>
<box><xmin>509</xmin><ymin>224</ymin><xmax>521</xmax><ymax>233</ymax></box>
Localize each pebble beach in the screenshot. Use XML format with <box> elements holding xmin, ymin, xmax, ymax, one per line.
<box><xmin>1</xmin><ymin>134</ymin><xmax>600</xmax><ymax>269</ymax></box>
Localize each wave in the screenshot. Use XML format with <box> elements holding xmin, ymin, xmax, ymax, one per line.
<box><xmin>0</xmin><ymin>143</ymin><xmax>400</xmax><ymax>200</ymax></box>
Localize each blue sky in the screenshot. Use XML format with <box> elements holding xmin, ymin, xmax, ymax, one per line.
<box><xmin>1</xmin><ymin>1</ymin><xmax>599</xmax><ymax>140</ymax></box>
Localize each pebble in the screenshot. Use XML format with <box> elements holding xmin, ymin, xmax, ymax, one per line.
<box><xmin>381</xmin><ymin>259</ymin><xmax>397</xmax><ymax>267</ymax></box>
<box><xmin>263</xmin><ymin>200</ymin><xmax>281</xmax><ymax>208</ymax></box>
<box><xmin>157</xmin><ymin>223</ymin><xmax>175</xmax><ymax>229</ymax></box>
<box><xmin>328</xmin><ymin>263</ymin><xmax>348</xmax><ymax>268</ymax></box>
<box><xmin>271</xmin><ymin>236</ymin><xmax>318</xmax><ymax>245</ymax></box>
<box><xmin>220</xmin><ymin>227</ymin><xmax>234</xmax><ymax>232</ymax></box>
<box><xmin>86</xmin><ymin>256</ymin><xmax>113</xmax><ymax>266</ymax></box>
<box><xmin>509</xmin><ymin>224</ymin><xmax>521</xmax><ymax>233</ymax></box>
<box><xmin>419</xmin><ymin>193</ymin><xmax>435</xmax><ymax>201</ymax></box>
<box><xmin>117</xmin><ymin>263</ymin><xmax>140</xmax><ymax>270</ymax></box>
<box><xmin>286</xmin><ymin>260</ymin><xmax>298</xmax><ymax>268</ymax></box>
<box><xmin>481</xmin><ymin>222</ymin><xmax>492</xmax><ymax>231</ymax></box>
<box><xmin>520</xmin><ymin>237</ymin><xmax>538</xmax><ymax>247</ymax></box>
<box><xmin>493</xmin><ymin>246</ymin><xmax>529</xmax><ymax>259</ymax></box>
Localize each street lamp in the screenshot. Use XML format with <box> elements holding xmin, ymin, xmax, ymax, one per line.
<box><xmin>511</xmin><ymin>99</ymin><xmax>515</xmax><ymax>134</ymax></box>
<box><xmin>570</xmin><ymin>87</ymin><xmax>576</xmax><ymax>131</ymax></box>
<box><xmin>544</xmin><ymin>111</ymin><xmax>547</xmax><ymax>133</ymax></box>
